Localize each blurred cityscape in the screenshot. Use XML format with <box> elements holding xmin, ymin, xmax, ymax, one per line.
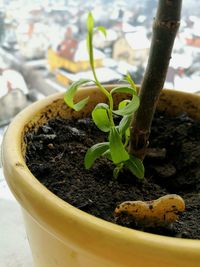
<box><xmin>0</xmin><ymin>0</ymin><xmax>200</xmax><ymax>125</ymax></box>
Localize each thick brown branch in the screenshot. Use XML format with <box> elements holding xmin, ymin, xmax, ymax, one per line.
<box><xmin>129</xmin><ymin>0</ymin><xmax>182</xmax><ymax>159</ymax></box>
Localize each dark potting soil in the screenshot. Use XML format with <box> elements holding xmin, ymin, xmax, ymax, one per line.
<box><xmin>25</xmin><ymin>112</ymin><xmax>200</xmax><ymax>239</ymax></box>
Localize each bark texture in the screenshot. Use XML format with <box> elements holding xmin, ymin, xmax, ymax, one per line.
<box><xmin>129</xmin><ymin>0</ymin><xmax>182</xmax><ymax>159</ymax></box>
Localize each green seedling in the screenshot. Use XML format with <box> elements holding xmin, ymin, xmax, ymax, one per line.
<box><xmin>64</xmin><ymin>12</ymin><xmax>144</xmax><ymax>179</ymax></box>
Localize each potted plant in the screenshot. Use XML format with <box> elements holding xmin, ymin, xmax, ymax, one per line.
<box><xmin>2</xmin><ymin>1</ymin><xmax>200</xmax><ymax>267</ymax></box>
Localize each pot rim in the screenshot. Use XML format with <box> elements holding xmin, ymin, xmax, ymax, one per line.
<box><xmin>2</xmin><ymin>85</ymin><xmax>200</xmax><ymax>256</ymax></box>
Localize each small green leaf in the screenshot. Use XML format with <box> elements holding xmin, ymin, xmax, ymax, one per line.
<box><xmin>64</xmin><ymin>79</ymin><xmax>91</xmax><ymax>111</ymax></box>
<box><xmin>124</xmin><ymin>155</ymin><xmax>144</xmax><ymax>179</ymax></box>
<box><xmin>109</xmin><ymin>127</ymin><xmax>129</xmax><ymax>164</ymax></box>
<box><xmin>118</xmin><ymin>115</ymin><xmax>132</xmax><ymax>135</ymax></box>
<box><xmin>87</xmin><ymin>12</ymin><xmax>94</xmax><ymax>33</ymax></box>
<box><xmin>74</xmin><ymin>97</ymin><xmax>90</xmax><ymax>111</ymax></box>
<box><xmin>92</xmin><ymin>103</ymin><xmax>111</xmax><ymax>132</ymax></box>
<box><xmin>97</xmin><ymin>26</ymin><xmax>107</xmax><ymax>37</ymax></box>
<box><xmin>111</xmin><ymin>85</ymin><xmax>139</xmax><ymax>116</ymax></box>
<box><xmin>84</xmin><ymin>142</ymin><xmax>109</xmax><ymax>169</ymax></box>
<box><xmin>110</xmin><ymin>86</ymin><xmax>137</xmax><ymax>96</ymax></box>
<box><xmin>113</xmin><ymin>95</ymin><xmax>140</xmax><ymax>116</ymax></box>
<box><xmin>118</xmin><ymin>99</ymin><xmax>131</xmax><ymax>110</ymax></box>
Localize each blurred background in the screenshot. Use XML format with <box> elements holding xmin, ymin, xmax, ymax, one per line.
<box><xmin>0</xmin><ymin>0</ymin><xmax>200</xmax><ymax>111</ymax></box>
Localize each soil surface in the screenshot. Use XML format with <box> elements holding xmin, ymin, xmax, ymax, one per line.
<box><xmin>25</xmin><ymin>112</ymin><xmax>200</xmax><ymax>239</ymax></box>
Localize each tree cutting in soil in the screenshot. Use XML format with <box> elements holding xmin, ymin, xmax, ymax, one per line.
<box><xmin>64</xmin><ymin>0</ymin><xmax>184</xmax><ymax>227</ymax></box>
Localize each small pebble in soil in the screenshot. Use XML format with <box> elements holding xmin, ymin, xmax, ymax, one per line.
<box><xmin>33</xmin><ymin>134</ymin><xmax>57</xmax><ymax>141</ymax></box>
<box><xmin>146</xmin><ymin>148</ymin><xmax>166</xmax><ymax>160</ymax></box>
<box><xmin>47</xmin><ymin>143</ymin><xmax>54</xmax><ymax>149</ymax></box>
<box><xmin>151</xmin><ymin>163</ymin><xmax>176</xmax><ymax>178</ymax></box>
<box><xmin>41</xmin><ymin>124</ymin><xmax>54</xmax><ymax>134</ymax></box>
<box><xmin>65</xmin><ymin>125</ymin><xmax>85</xmax><ymax>137</ymax></box>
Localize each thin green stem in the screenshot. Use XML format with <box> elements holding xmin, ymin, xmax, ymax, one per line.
<box><xmin>124</xmin><ymin>132</ymin><xmax>130</xmax><ymax>148</ymax></box>
<box><xmin>88</xmin><ymin>32</ymin><xmax>114</xmax><ymax>125</ymax></box>
<box><xmin>113</xmin><ymin>163</ymin><xmax>124</xmax><ymax>179</ymax></box>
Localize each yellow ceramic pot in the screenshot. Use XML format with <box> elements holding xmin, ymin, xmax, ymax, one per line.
<box><xmin>2</xmin><ymin>86</ymin><xmax>200</xmax><ymax>267</ymax></box>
